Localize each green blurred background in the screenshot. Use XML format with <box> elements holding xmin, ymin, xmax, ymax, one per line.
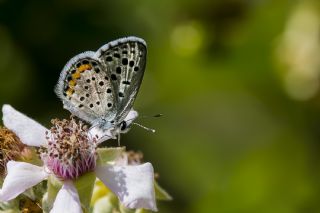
<box><xmin>1</xmin><ymin>0</ymin><xmax>320</xmax><ymax>212</ymax></box>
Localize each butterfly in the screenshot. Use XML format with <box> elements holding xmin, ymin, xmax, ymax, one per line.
<box><xmin>55</xmin><ymin>36</ymin><xmax>147</xmax><ymax>141</ymax></box>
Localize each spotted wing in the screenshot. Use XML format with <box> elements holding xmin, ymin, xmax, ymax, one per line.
<box><xmin>95</xmin><ymin>37</ymin><xmax>147</xmax><ymax>123</ymax></box>
<box><xmin>55</xmin><ymin>52</ymin><xmax>117</xmax><ymax>124</ymax></box>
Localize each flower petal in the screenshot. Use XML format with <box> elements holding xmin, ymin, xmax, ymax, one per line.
<box><xmin>50</xmin><ymin>181</ymin><xmax>82</xmax><ymax>213</ymax></box>
<box><xmin>95</xmin><ymin>162</ymin><xmax>157</xmax><ymax>211</ymax></box>
<box><xmin>2</xmin><ymin>104</ymin><xmax>48</xmax><ymax>147</ymax></box>
<box><xmin>0</xmin><ymin>161</ymin><xmax>48</xmax><ymax>201</ymax></box>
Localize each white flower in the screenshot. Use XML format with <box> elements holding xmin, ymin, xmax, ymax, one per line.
<box><xmin>0</xmin><ymin>104</ymin><xmax>157</xmax><ymax>212</ymax></box>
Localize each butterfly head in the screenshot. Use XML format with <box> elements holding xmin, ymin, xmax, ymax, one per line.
<box><xmin>117</xmin><ymin>109</ymin><xmax>139</xmax><ymax>133</ymax></box>
<box><xmin>88</xmin><ymin>109</ymin><xmax>139</xmax><ymax>143</ymax></box>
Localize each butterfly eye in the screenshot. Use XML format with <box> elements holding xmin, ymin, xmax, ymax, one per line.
<box><xmin>120</xmin><ymin>121</ymin><xmax>127</xmax><ymax>131</ymax></box>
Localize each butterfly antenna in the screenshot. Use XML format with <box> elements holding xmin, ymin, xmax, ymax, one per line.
<box><xmin>141</xmin><ymin>113</ymin><xmax>164</xmax><ymax>118</ymax></box>
<box><xmin>153</xmin><ymin>113</ymin><xmax>163</xmax><ymax>118</ymax></box>
<box><xmin>132</xmin><ymin>122</ymin><xmax>156</xmax><ymax>133</ymax></box>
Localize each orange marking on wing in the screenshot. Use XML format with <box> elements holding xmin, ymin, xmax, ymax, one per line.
<box><xmin>65</xmin><ymin>64</ymin><xmax>92</xmax><ymax>96</ymax></box>
<box><xmin>66</xmin><ymin>89</ymin><xmax>74</xmax><ymax>96</ymax></box>
<box><xmin>78</xmin><ymin>64</ymin><xmax>92</xmax><ymax>72</ymax></box>
<box><xmin>69</xmin><ymin>80</ymin><xmax>76</xmax><ymax>87</ymax></box>
<box><xmin>72</xmin><ymin>71</ymin><xmax>81</xmax><ymax>79</ymax></box>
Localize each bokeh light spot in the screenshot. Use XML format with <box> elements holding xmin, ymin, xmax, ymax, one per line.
<box><xmin>170</xmin><ymin>21</ymin><xmax>204</xmax><ymax>57</ymax></box>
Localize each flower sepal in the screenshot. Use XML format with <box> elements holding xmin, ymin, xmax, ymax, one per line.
<box><xmin>43</xmin><ymin>172</ymin><xmax>96</xmax><ymax>213</ymax></box>
<box><xmin>74</xmin><ymin>171</ymin><xmax>96</xmax><ymax>212</ymax></box>
<box><xmin>92</xmin><ymin>191</ymin><xmax>119</xmax><ymax>213</ymax></box>
<box><xmin>42</xmin><ymin>175</ymin><xmax>63</xmax><ymax>212</ymax></box>
<box><xmin>97</xmin><ymin>147</ymin><xmax>126</xmax><ymax>166</ymax></box>
<box><xmin>0</xmin><ymin>197</ymin><xmax>20</xmax><ymax>212</ymax></box>
<box><xmin>154</xmin><ymin>181</ymin><xmax>172</xmax><ymax>201</ymax></box>
<box><xmin>119</xmin><ymin>203</ymin><xmax>136</xmax><ymax>213</ymax></box>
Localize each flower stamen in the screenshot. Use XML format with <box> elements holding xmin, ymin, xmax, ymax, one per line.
<box><xmin>40</xmin><ymin>117</ymin><xmax>97</xmax><ymax>180</ymax></box>
<box><xmin>0</xmin><ymin>127</ymin><xmax>27</xmax><ymax>176</ymax></box>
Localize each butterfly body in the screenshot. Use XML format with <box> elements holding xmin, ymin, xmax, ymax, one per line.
<box><xmin>55</xmin><ymin>37</ymin><xmax>146</xmax><ymax>138</ymax></box>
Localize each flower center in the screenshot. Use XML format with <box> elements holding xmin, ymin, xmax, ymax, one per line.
<box><xmin>40</xmin><ymin>117</ymin><xmax>97</xmax><ymax>180</ymax></box>
<box><xmin>0</xmin><ymin>127</ymin><xmax>27</xmax><ymax>176</ymax></box>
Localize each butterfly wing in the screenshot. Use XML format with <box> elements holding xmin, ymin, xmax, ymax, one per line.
<box><xmin>95</xmin><ymin>37</ymin><xmax>147</xmax><ymax>124</ymax></box>
<box><xmin>55</xmin><ymin>52</ymin><xmax>117</xmax><ymax>125</ymax></box>
<box><xmin>56</xmin><ymin>37</ymin><xmax>147</xmax><ymax>127</ymax></box>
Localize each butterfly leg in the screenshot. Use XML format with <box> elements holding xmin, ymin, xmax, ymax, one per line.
<box><xmin>117</xmin><ymin>132</ymin><xmax>121</xmax><ymax>147</ymax></box>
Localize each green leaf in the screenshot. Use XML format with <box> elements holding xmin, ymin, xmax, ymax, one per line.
<box><xmin>155</xmin><ymin>181</ymin><xmax>172</xmax><ymax>201</ymax></box>
<box><xmin>97</xmin><ymin>147</ymin><xmax>126</xmax><ymax>165</ymax></box>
